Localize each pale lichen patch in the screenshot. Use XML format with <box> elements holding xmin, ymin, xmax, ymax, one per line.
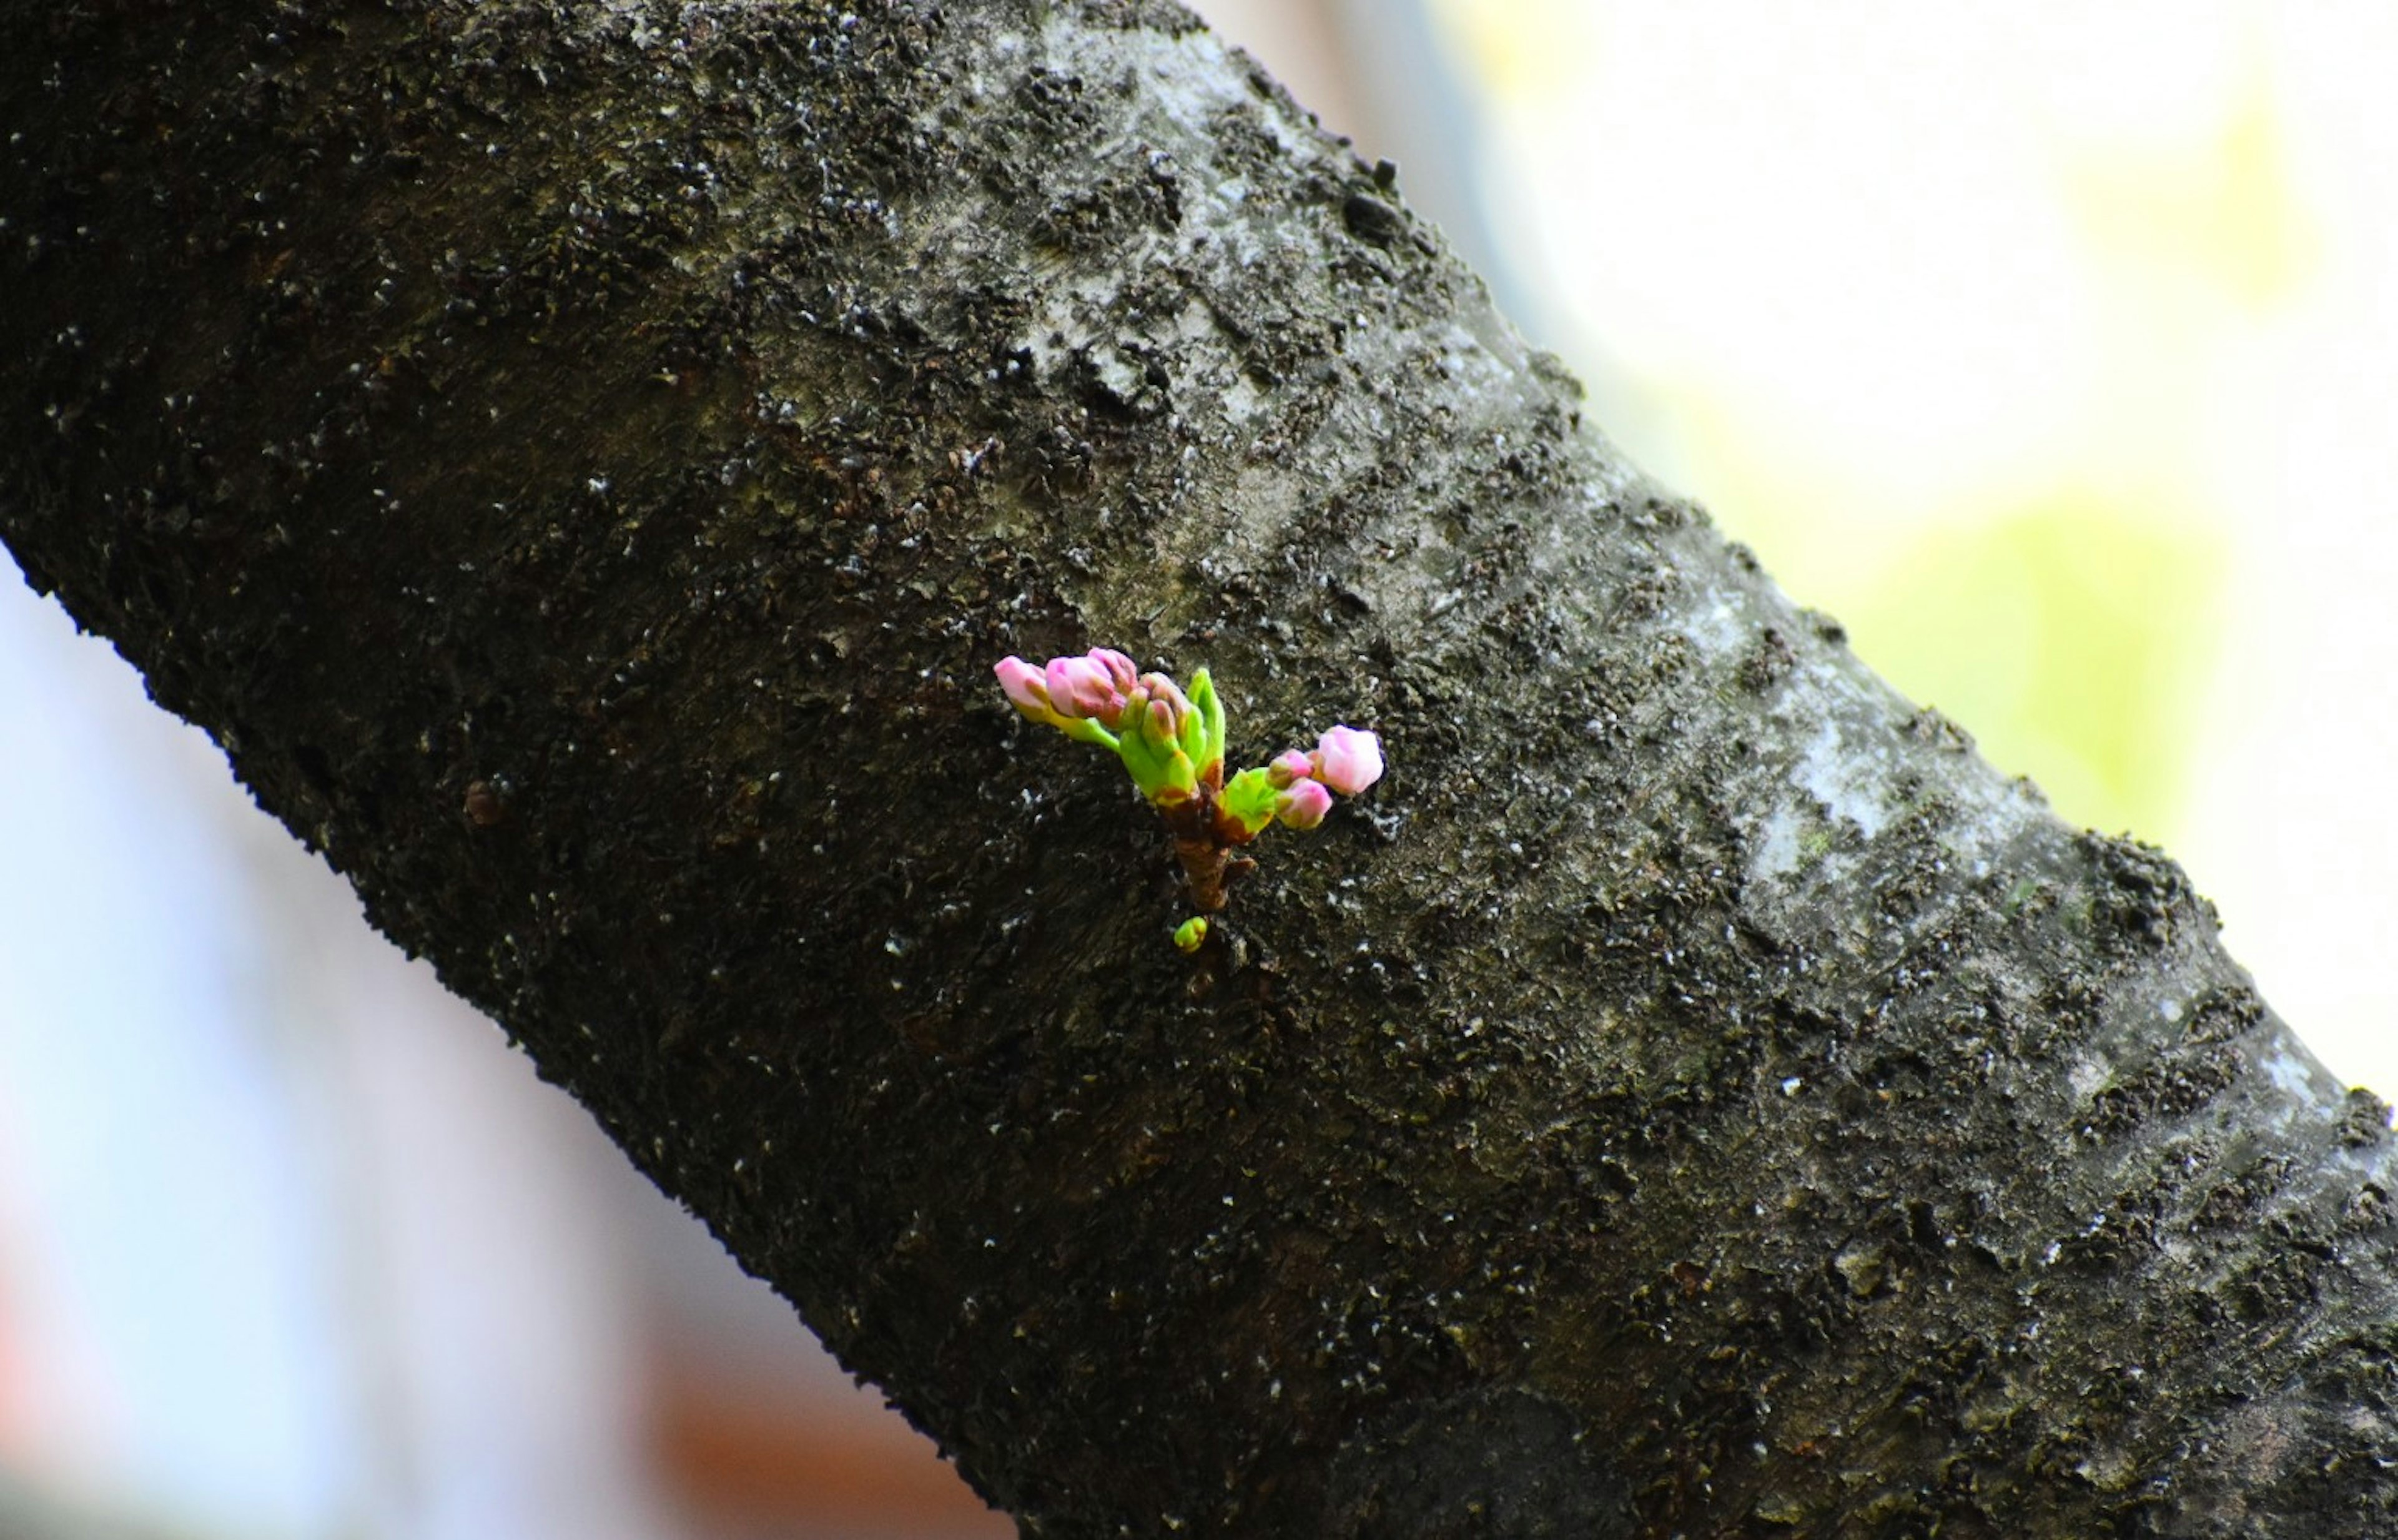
<box><xmin>1749</xmin><ymin>802</ymin><xmax>1807</xmax><ymax>882</ymax></box>
<box><xmin>1797</xmin><ymin>718</ymin><xmax>1892</xmax><ymax>842</ymax></box>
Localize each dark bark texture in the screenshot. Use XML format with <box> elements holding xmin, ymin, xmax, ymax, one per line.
<box><xmin>7</xmin><ymin>2</ymin><xmax>2398</xmax><ymax>1535</ymax></box>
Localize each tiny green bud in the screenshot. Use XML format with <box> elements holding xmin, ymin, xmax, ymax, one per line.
<box><xmin>1173</xmin><ymin>916</ymin><xmax>1209</xmax><ymax>952</ymax></box>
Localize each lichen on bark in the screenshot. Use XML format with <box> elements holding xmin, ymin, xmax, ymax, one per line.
<box><xmin>6</xmin><ymin>1</ymin><xmax>2398</xmax><ymax>1535</ymax></box>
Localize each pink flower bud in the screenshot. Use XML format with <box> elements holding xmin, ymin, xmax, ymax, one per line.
<box><xmin>1266</xmin><ymin>749</ymin><xmax>1315</xmax><ymax>789</ymax></box>
<box><xmin>1275</xmin><ymin>778</ymin><xmax>1334</xmax><ymax>829</ymax></box>
<box><xmin>995</xmin><ymin>656</ymin><xmax>1057</xmax><ymax>719</ymax></box>
<box><xmin>1310</xmin><ymin>725</ymin><xmax>1384</xmax><ymax>796</ymax></box>
<box><xmin>1045</xmin><ymin>654</ymin><xmax>1127</xmax><ymax>724</ymax></box>
<box><xmin>1087</xmin><ymin>648</ymin><xmax>1138</xmax><ymax>694</ymax></box>
<box><xmin>1137</xmin><ymin>673</ymin><xmax>1193</xmax><ymax>727</ymax></box>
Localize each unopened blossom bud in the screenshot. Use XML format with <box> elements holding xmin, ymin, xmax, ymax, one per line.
<box><xmin>1138</xmin><ymin>673</ymin><xmax>1195</xmax><ymax>736</ymax></box>
<box><xmin>1088</xmin><ymin>648</ymin><xmax>1139</xmax><ymax>694</ymax></box>
<box><xmin>1116</xmin><ymin>678</ymin><xmax>1200</xmax><ymax>803</ymax></box>
<box><xmin>1266</xmin><ymin>749</ymin><xmax>1315</xmax><ymax>789</ymax></box>
<box><xmin>1046</xmin><ymin>654</ymin><xmax>1127</xmax><ymax>724</ymax></box>
<box><xmin>995</xmin><ymin>656</ymin><xmax>1061</xmax><ymax>723</ymax></box>
<box><xmin>1173</xmin><ymin>916</ymin><xmax>1209</xmax><ymax>953</ymax></box>
<box><xmin>1310</xmin><ymin>725</ymin><xmax>1383</xmax><ymax>796</ymax></box>
<box><xmin>1275</xmin><ymin>778</ymin><xmax>1334</xmax><ymax>830</ymax></box>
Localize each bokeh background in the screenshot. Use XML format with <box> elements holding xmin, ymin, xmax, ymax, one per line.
<box><xmin>4</xmin><ymin>2</ymin><xmax>2394</xmax><ymax>1534</ymax></box>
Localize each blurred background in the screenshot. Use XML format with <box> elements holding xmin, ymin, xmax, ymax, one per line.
<box><xmin>4</xmin><ymin>2</ymin><xmax>2395</xmax><ymax>1534</ymax></box>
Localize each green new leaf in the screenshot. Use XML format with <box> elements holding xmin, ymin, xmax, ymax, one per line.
<box><xmin>1220</xmin><ymin>766</ymin><xmax>1280</xmax><ymax>837</ymax></box>
<box><xmin>1189</xmin><ymin>668</ymin><xmax>1226</xmax><ymax>774</ymax></box>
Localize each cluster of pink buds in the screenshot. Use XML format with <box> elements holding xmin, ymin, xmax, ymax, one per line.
<box><xmin>995</xmin><ymin>649</ymin><xmax>1384</xmax><ymax>922</ymax></box>
<box><xmin>1261</xmin><ymin>727</ymin><xmax>1384</xmax><ymax>829</ymax></box>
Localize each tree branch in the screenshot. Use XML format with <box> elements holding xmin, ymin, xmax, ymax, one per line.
<box><xmin>5</xmin><ymin>2</ymin><xmax>2394</xmax><ymax>1534</ymax></box>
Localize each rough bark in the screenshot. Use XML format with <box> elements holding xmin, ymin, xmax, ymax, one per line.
<box><xmin>6</xmin><ymin>2</ymin><xmax>2396</xmax><ymax>1535</ymax></box>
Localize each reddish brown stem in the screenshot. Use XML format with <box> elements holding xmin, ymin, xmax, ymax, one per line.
<box><xmin>1173</xmin><ymin>836</ymin><xmax>1231</xmax><ymax>911</ymax></box>
<box><xmin>1155</xmin><ymin>763</ymin><xmax>1256</xmax><ymax>911</ymax></box>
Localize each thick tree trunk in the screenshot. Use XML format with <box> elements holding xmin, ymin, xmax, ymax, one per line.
<box><xmin>6</xmin><ymin>2</ymin><xmax>2395</xmax><ymax>1534</ymax></box>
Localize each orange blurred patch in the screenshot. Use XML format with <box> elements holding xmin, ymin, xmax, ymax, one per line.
<box><xmin>646</xmin><ymin>1350</ymin><xmax>1010</xmax><ymax>1537</ymax></box>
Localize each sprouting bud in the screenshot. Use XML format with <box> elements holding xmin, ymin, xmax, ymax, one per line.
<box><xmin>1310</xmin><ymin>725</ymin><xmax>1384</xmax><ymax>796</ymax></box>
<box><xmin>996</xmin><ymin>651</ymin><xmax>1390</xmax><ymax>914</ymax></box>
<box><xmin>1046</xmin><ymin>654</ymin><xmax>1128</xmax><ymax>725</ymax></box>
<box><xmin>1266</xmin><ymin>749</ymin><xmax>1315</xmax><ymax>789</ymax></box>
<box><xmin>1275</xmin><ymin>777</ymin><xmax>1334</xmax><ymax>830</ymax></box>
<box><xmin>1173</xmin><ymin>916</ymin><xmax>1209</xmax><ymax>953</ymax></box>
